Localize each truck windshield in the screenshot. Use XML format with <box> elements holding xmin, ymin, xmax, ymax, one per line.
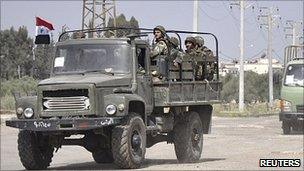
<box><xmin>53</xmin><ymin>44</ymin><xmax>131</xmax><ymax>74</ymax></box>
<box><xmin>284</xmin><ymin>64</ymin><xmax>304</xmax><ymax>87</ymax></box>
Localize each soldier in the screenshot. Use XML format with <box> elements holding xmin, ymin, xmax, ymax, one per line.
<box><xmin>150</xmin><ymin>25</ymin><xmax>169</xmax><ymax>58</ymax></box>
<box><xmin>184</xmin><ymin>37</ymin><xmax>196</xmax><ymax>54</ymax></box>
<box><xmin>169</xmin><ymin>37</ymin><xmax>183</xmax><ymax>67</ymax></box>
<box><xmin>195</xmin><ymin>36</ymin><xmax>213</xmax><ymax>58</ymax></box>
<box><xmin>150</xmin><ymin>25</ymin><xmax>169</xmax><ymax>83</ymax></box>
<box><xmin>194</xmin><ymin>36</ymin><xmax>216</xmax><ymax>81</ymax></box>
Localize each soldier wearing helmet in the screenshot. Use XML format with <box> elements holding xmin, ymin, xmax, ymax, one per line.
<box><xmin>169</xmin><ymin>37</ymin><xmax>183</xmax><ymax>68</ymax></box>
<box><xmin>150</xmin><ymin>26</ymin><xmax>169</xmax><ymax>83</ymax></box>
<box><xmin>194</xmin><ymin>36</ymin><xmax>215</xmax><ymax>81</ymax></box>
<box><xmin>185</xmin><ymin>37</ymin><xmax>196</xmax><ymax>54</ymax></box>
<box><xmin>150</xmin><ymin>25</ymin><xmax>169</xmax><ymax>58</ymax></box>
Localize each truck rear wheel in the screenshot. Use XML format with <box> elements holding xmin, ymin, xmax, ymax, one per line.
<box><xmin>18</xmin><ymin>130</ymin><xmax>54</xmax><ymax>170</ymax></box>
<box><xmin>282</xmin><ymin>121</ymin><xmax>291</xmax><ymax>134</ymax></box>
<box><xmin>174</xmin><ymin>111</ymin><xmax>203</xmax><ymax>163</ymax></box>
<box><xmin>111</xmin><ymin>114</ymin><xmax>146</xmax><ymax>169</ymax></box>
<box><xmin>92</xmin><ymin>149</ymin><xmax>113</xmax><ymax>163</ymax></box>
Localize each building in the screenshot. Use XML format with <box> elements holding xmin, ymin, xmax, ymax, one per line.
<box><xmin>219</xmin><ymin>57</ymin><xmax>283</xmax><ymax>76</ymax></box>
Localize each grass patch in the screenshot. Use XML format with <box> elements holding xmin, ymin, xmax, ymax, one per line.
<box><xmin>213</xmin><ymin>103</ymin><xmax>279</xmax><ymax>117</ymax></box>
<box><xmin>1</xmin><ymin>76</ymin><xmax>38</xmax><ymax>111</ymax></box>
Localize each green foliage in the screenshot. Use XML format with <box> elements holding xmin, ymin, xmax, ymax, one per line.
<box><xmin>1</xmin><ymin>76</ymin><xmax>38</xmax><ymax>97</ymax></box>
<box><xmin>34</xmin><ymin>43</ymin><xmax>55</xmax><ymax>79</ymax></box>
<box><xmin>105</xmin><ymin>14</ymin><xmax>140</xmax><ymax>37</ymax></box>
<box><xmin>0</xmin><ymin>26</ymin><xmax>55</xmax><ymax>80</ymax></box>
<box><xmin>0</xmin><ymin>26</ymin><xmax>34</xmax><ymax>80</ymax></box>
<box><xmin>220</xmin><ymin>71</ymin><xmax>283</xmax><ymax>103</ymax></box>
<box><xmin>1</xmin><ymin>77</ymin><xmax>38</xmax><ymax>110</ymax></box>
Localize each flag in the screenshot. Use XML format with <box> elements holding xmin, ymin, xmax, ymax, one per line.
<box><xmin>35</xmin><ymin>17</ymin><xmax>54</xmax><ymax>44</ymax></box>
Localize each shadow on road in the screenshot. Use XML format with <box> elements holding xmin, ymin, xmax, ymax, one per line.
<box><xmin>50</xmin><ymin>157</ymin><xmax>226</xmax><ymax>170</ymax></box>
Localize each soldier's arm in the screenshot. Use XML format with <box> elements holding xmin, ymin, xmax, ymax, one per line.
<box><xmin>173</xmin><ymin>51</ymin><xmax>184</xmax><ymax>64</ymax></box>
<box><xmin>150</xmin><ymin>41</ymin><xmax>167</xmax><ymax>58</ymax></box>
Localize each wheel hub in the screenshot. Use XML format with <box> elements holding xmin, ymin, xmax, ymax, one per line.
<box><xmin>131</xmin><ymin>131</ymin><xmax>141</xmax><ymax>150</ymax></box>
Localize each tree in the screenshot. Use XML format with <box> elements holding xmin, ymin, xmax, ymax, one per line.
<box><xmin>0</xmin><ymin>26</ymin><xmax>55</xmax><ymax>80</ymax></box>
<box><xmin>105</xmin><ymin>14</ymin><xmax>140</xmax><ymax>37</ymax></box>
<box><xmin>220</xmin><ymin>71</ymin><xmax>283</xmax><ymax>103</ymax></box>
<box><xmin>0</xmin><ymin>26</ymin><xmax>34</xmax><ymax>80</ymax></box>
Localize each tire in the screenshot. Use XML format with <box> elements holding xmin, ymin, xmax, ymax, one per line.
<box><xmin>92</xmin><ymin>149</ymin><xmax>114</xmax><ymax>163</ymax></box>
<box><xmin>174</xmin><ymin>111</ymin><xmax>203</xmax><ymax>163</ymax></box>
<box><xmin>18</xmin><ymin>130</ymin><xmax>54</xmax><ymax>170</ymax></box>
<box><xmin>111</xmin><ymin>114</ymin><xmax>146</xmax><ymax>169</ymax></box>
<box><xmin>282</xmin><ymin>121</ymin><xmax>291</xmax><ymax>134</ymax></box>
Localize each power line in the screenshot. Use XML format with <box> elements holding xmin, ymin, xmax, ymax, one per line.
<box><xmin>198</xmin><ymin>5</ymin><xmax>227</xmax><ymax>22</ymax></box>
<box><xmin>258</xmin><ymin>5</ymin><xmax>281</xmax><ymax>108</ymax></box>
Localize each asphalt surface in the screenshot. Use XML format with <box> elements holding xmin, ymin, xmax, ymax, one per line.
<box><xmin>1</xmin><ymin>115</ymin><xmax>303</xmax><ymax>170</ymax></box>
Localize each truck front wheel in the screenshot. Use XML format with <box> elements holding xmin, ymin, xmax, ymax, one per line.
<box><xmin>18</xmin><ymin>130</ymin><xmax>54</xmax><ymax>170</ymax></box>
<box><xmin>174</xmin><ymin>111</ymin><xmax>203</xmax><ymax>163</ymax></box>
<box><xmin>111</xmin><ymin>114</ymin><xmax>146</xmax><ymax>169</ymax></box>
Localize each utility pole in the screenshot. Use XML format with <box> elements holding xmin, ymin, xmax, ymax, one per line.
<box><xmin>284</xmin><ymin>20</ymin><xmax>303</xmax><ymax>45</ymax></box>
<box><xmin>258</xmin><ymin>6</ymin><xmax>280</xmax><ymax>109</ymax></box>
<box><xmin>229</xmin><ymin>0</ymin><xmax>254</xmax><ymax>112</ymax></box>
<box><xmin>82</xmin><ymin>0</ymin><xmax>117</xmax><ymax>37</ymax></box>
<box><xmin>239</xmin><ymin>0</ymin><xmax>245</xmax><ymax>112</ymax></box>
<box><xmin>192</xmin><ymin>0</ymin><xmax>199</xmax><ymax>34</ymax></box>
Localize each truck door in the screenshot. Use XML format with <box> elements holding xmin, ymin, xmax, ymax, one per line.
<box><xmin>136</xmin><ymin>45</ymin><xmax>153</xmax><ymax>114</ymax></box>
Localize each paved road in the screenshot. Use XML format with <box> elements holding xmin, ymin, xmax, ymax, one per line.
<box><xmin>1</xmin><ymin>115</ymin><xmax>303</xmax><ymax>170</ymax></box>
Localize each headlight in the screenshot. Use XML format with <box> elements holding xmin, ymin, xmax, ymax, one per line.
<box><xmin>16</xmin><ymin>107</ymin><xmax>23</xmax><ymax>115</ymax></box>
<box><xmin>24</xmin><ymin>108</ymin><xmax>34</xmax><ymax>118</ymax></box>
<box><xmin>106</xmin><ymin>104</ymin><xmax>117</xmax><ymax>115</ymax></box>
<box><xmin>280</xmin><ymin>100</ymin><xmax>292</xmax><ymax>112</ymax></box>
<box><xmin>118</xmin><ymin>104</ymin><xmax>125</xmax><ymax>111</ymax></box>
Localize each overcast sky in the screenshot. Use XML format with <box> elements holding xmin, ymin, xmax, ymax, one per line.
<box><xmin>1</xmin><ymin>0</ymin><xmax>303</xmax><ymax>62</ymax></box>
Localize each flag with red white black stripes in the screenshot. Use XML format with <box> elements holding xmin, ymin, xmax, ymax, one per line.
<box><xmin>35</xmin><ymin>17</ymin><xmax>54</xmax><ymax>44</ymax></box>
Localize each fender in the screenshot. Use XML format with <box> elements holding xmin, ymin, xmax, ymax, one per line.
<box><xmin>103</xmin><ymin>94</ymin><xmax>147</xmax><ymax>116</ymax></box>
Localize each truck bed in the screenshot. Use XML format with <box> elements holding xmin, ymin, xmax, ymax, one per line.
<box><xmin>153</xmin><ymin>81</ymin><xmax>221</xmax><ymax>107</ymax></box>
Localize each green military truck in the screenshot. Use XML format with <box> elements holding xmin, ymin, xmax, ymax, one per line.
<box><xmin>6</xmin><ymin>28</ymin><xmax>221</xmax><ymax>169</ymax></box>
<box><xmin>279</xmin><ymin>45</ymin><xmax>304</xmax><ymax>134</ymax></box>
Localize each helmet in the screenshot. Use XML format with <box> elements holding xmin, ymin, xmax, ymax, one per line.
<box><xmin>195</xmin><ymin>36</ymin><xmax>204</xmax><ymax>47</ymax></box>
<box><xmin>185</xmin><ymin>36</ymin><xmax>196</xmax><ymax>45</ymax></box>
<box><xmin>153</xmin><ymin>25</ymin><xmax>166</xmax><ymax>37</ymax></box>
<box><xmin>169</xmin><ymin>37</ymin><xmax>179</xmax><ymax>47</ymax></box>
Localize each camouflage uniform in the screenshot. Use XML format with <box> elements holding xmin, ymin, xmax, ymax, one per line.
<box><xmin>150</xmin><ymin>26</ymin><xmax>169</xmax><ymax>58</ymax></box>
<box><xmin>150</xmin><ymin>26</ymin><xmax>169</xmax><ymax>81</ymax></box>
<box><xmin>184</xmin><ymin>37</ymin><xmax>200</xmax><ymax>80</ymax></box>
<box><xmin>195</xmin><ymin>36</ymin><xmax>216</xmax><ymax>81</ymax></box>
<box><xmin>169</xmin><ymin>37</ymin><xmax>183</xmax><ymax>67</ymax></box>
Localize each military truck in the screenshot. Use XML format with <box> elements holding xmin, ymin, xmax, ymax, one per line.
<box><xmin>279</xmin><ymin>45</ymin><xmax>304</xmax><ymax>134</ymax></box>
<box><xmin>6</xmin><ymin>27</ymin><xmax>221</xmax><ymax>169</ymax></box>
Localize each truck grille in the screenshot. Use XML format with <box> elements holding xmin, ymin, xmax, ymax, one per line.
<box><xmin>43</xmin><ymin>96</ymin><xmax>89</xmax><ymax>111</ymax></box>
<box><xmin>42</xmin><ymin>89</ymin><xmax>90</xmax><ymax>112</ymax></box>
<box><xmin>296</xmin><ymin>105</ymin><xmax>304</xmax><ymax>113</ymax></box>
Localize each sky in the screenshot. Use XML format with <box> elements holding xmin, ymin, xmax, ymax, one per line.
<box><xmin>1</xmin><ymin>0</ymin><xmax>303</xmax><ymax>63</ymax></box>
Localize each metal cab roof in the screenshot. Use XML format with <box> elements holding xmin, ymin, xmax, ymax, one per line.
<box><xmin>56</xmin><ymin>38</ymin><xmax>131</xmax><ymax>46</ymax></box>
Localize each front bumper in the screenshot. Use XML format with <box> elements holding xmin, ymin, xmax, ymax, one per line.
<box><xmin>5</xmin><ymin>117</ymin><xmax>123</xmax><ymax>131</ymax></box>
<box><xmin>279</xmin><ymin>112</ymin><xmax>304</xmax><ymax>121</ymax></box>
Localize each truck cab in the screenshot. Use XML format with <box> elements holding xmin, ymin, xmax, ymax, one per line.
<box><xmin>279</xmin><ymin>45</ymin><xmax>304</xmax><ymax>134</ymax></box>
